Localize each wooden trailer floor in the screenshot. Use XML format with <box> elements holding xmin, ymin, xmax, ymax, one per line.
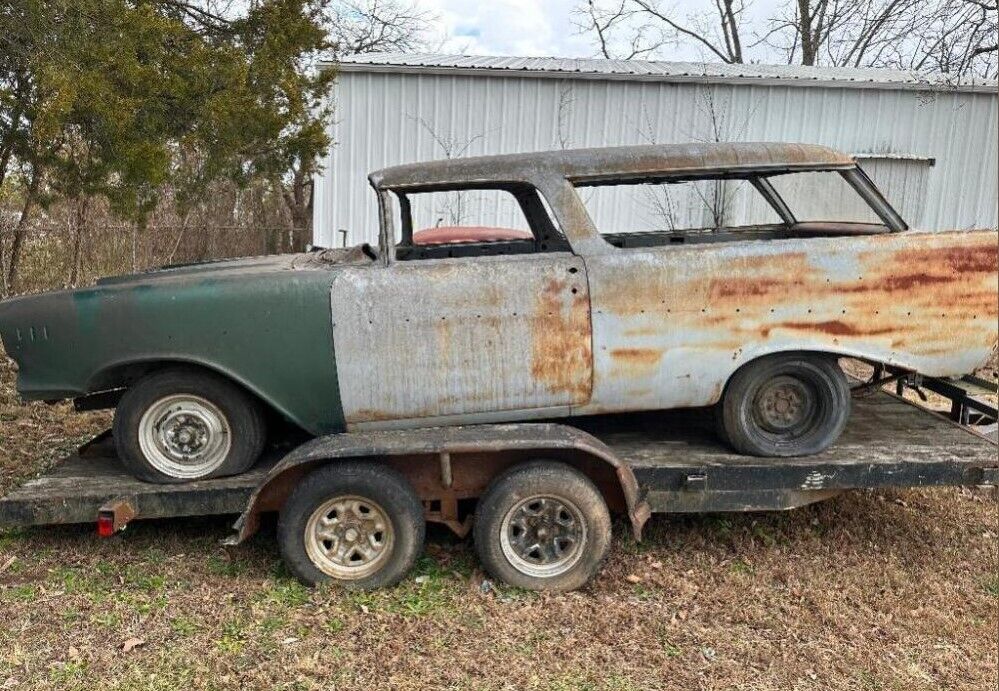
<box><xmin>572</xmin><ymin>391</ymin><xmax>997</xmax><ymax>511</ymax></box>
<box><xmin>1</xmin><ymin>391</ymin><xmax>995</xmax><ymax>527</ymax></box>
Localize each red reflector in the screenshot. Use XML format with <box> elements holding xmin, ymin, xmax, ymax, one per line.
<box><xmin>97</xmin><ymin>513</ymin><xmax>115</xmax><ymax>537</ymax></box>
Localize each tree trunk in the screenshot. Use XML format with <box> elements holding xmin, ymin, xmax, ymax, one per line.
<box><xmin>798</xmin><ymin>0</ymin><xmax>817</xmax><ymax>66</ymax></box>
<box><xmin>131</xmin><ymin>220</ymin><xmax>140</xmax><ymax>271</ymax></box>
<box><xmin>68</xmin><ymin>196</ymin><xmax>89</xmax><ymax>287</ymax></box>
<box><xmin>166</xmin><ymin>213</ymin><xmax>190</xmax><ymax>264</ymax></box>
<box><xmin>282</xmin><ymin>170</ymin><xmax>313</xmax><ymax>251</ymax></box>
<box><xmin>0</xmin><ymin>101</ymin><xmax>23</xmax><ymax>193</ymax></box>
<box><xmin>6</xmin><ymin>169</ymin><xmax>41</xmax><ymax>294</ymax></box>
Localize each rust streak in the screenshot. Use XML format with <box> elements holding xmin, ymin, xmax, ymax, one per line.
<box><xmin>769</xmin><ymin>320</ymin><xmax>897</xmax><ymax>337</ymax></box>
<box><xmin>609</xmin><ymin>348</ymin><xmax>663</xmax><ymax>365</ymax></box>
<box><xmin>531</xmin><ymin>278</ymin><xmax>592</xmax><ymax>399</ymax></box>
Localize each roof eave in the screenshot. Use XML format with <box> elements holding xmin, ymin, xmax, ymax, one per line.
<box><xmin>324</xmin><ymin>60</ymin><xmax>997</xmax><ymax>94</ymax></box>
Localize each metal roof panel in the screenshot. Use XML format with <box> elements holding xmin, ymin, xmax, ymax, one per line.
<box><xmin>332</xmin><ymin>53</ymin><xmax>997</xmax><ymax>92</ymax></box>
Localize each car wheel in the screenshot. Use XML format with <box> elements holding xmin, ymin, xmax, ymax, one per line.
<box><xmin>113</xmin><ymin>368</ymin><xmax>266</xmax><ymax>483</ymax></box>
<box><xmin>278</xmin><ymin>463</ymin><xmax>425</xmax><ymax>589</ymax></box>
<box><xmin>720</xmin><ymin>353</ymin><xmax>850</xmax><ymax>457</ymax></box>
<box><xmin>473</xmin><ymin>461</ymin><xmax>611</xmax><ymax>592</ymax></box>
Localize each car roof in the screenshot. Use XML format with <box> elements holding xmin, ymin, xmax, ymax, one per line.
<box><xmin>369</xmin><ymin>142</ymin><xmax>855</xmax><ymax>190</ymax></box>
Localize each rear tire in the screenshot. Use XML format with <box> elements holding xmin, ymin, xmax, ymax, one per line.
<box><xmin>720</xmin><ymin>353</ymin><xmax>850</xmax><ymax>457</ymax></box>
<box><xmin>278</xmin><ymin>463</ymin><xmax>425</xmax><ymax>589</ymax></box>
<box><xmin>113</xmin><ymin>368</ymin><xmax>266</xmax><ymax>483</ymax></box>
<box><xmin>473</xmin><ymin>461</ymin><xmax>611</xmax><ymax>591</ymax></box>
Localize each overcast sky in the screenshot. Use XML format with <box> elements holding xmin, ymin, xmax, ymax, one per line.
<box><xmin>417</xmin><ymin>0</ymin><xmax>783</xmax><ymax>62</ymax></box>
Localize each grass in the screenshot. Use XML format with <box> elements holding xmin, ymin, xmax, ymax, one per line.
<box><xmin>1</xmin><ymin>346</ymin><xmax>998</xmax><ymax>689</ymax></box>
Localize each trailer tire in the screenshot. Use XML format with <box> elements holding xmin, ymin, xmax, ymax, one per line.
<box><xmin>113</xmin><ymin>368</ymin><xmax>266</xmax><ymax>483</ymax></box>
<box><xmin>473</xmin><ymin>461</ymin><xmax>611</xmax><ymax>591</ymax></box>
<box><xmin>278</xmin><ymin>463</ymin><xmax>425</xmax><ymax>589</ymax></box>
<box><xmin>720</xmin><ymin>353</ymin><xmax>850</xmax><ymax>457</ymax></box>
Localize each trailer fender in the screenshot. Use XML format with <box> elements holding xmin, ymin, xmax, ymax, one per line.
<box><xmin>228</xmin><ymin>423</ymin><xmax>651</xmax><ymax>545</ymax></box>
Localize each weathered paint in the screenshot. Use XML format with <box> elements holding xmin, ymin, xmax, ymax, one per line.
<box><xmin>0</xmin><ymin>255</ymin><xmax>347</xmax><ymax>434</ymax></box>
<box><xmin>1</xmin><ymin>143</ymin><xmax>995</xmax><ymax>442</ymax></box>
<box><xmin>329</xmin><ymin>253</ymin><xmax>592</xmax><ymax>427</ymax></box>
<box><xmin>579</xmin><ymin>230</ymin><xmax>997</xmax><ymax>414</ymax></box>
<box><xmin>369</xmin><ymin>142</ymin><xmax>855</xmax><ymax>190</ymax></box>
<box><xmin>363</xmin><ymin>143</ymin><xmax>995</xmax><ymax>423</ymax></box>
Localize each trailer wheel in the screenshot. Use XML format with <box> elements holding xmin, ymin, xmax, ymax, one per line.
<box><xmin>473</xmin><ymin>461</ymin><xmax>611</xmax><ymax>591</ymax></box>
<box><xmin>720</xmin><ymin>353</ymin><xmax>850</xmax><ymax>457</ymax></box>
<box><xmin>277</xmin><ymin>463</ymin><xmax>425</xmax><ymax>589</ymax></box>
<box><xmin>113</xmin><ymin>368</ymin><xmax>266</xmax><ymax>483</ymax></box>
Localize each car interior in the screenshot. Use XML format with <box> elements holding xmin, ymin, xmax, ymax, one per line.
<box><xmin>385</xmin><ymin>168</ymin><xmax>897</xmax><ymax>261</ymax></box>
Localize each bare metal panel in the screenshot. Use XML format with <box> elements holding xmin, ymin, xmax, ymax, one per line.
<box><xmin>579</xmin><ymin>229</ymin><xmax>998</xmax><ymax>414</ymax></box>
<box><xmin>330</xmin><ymin>253</ymin><xmax>592</xmax><ymax>427</ymax></box>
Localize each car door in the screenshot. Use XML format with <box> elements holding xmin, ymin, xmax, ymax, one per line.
<box><xmin>329</xmin><ymin>252</ymin><xmax>592</xmax><ymax>429</ymax></box>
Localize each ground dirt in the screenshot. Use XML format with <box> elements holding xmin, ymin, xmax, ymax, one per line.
<box><xmin>1</xmin><ymin>351</ymin><xmax>997</xmax><ymax>690</ymax></box>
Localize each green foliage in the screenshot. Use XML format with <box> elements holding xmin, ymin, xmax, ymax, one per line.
<box><xmin>0</xmin><ymin>0</ymin><xmax>334</xmax><ymax>288</ymax></box>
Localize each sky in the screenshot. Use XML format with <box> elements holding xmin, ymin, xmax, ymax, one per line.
<box><xmin>420</xmin><ymin>0</ymin><xmax>596</xmax><ymax>58</ymax></box>
<box><xmin>415</xmin><ymin>0</ymin><xmax>783</xmax><ymax>62</ymax></box>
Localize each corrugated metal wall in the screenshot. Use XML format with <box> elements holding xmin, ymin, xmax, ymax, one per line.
<box><xmin>314</xmin><ymin>71</ymin><xmax>998</xmax><ymax>247</ymax></box>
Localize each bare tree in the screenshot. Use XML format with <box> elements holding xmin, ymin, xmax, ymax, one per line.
<box><xmin>629</xmin><ymin>83</ymin><xmax>761</xmax><ymax>232</ymax></box>
<box><xmin>576</xmin><ymin>0</ymin><xmax>997</xmax><ymax>77</ymax></box>
<box><xmin>574</xmin><ymin>0</ymin><xmax>665</xmax><ymax>59</ymax></box>
<box><xmin>900</xmin><ymin>0</ymin><xmax>997</xmax><ymax>77</ymax></box>
<box><xmin>409</xmin><ymin>115</ymin><xmax>488</xmax><ymax>226</ymax></box>
<box><xmin>763</xmin><ymin>0</ymin><xmax>997</xmax><ymax>75</ymax></box>
<box><xmin>555</xmin><ymin>81</ymin><xmax>576</xmax><ymax>150</ymax></box>
<box><xmin>574</xmin><ymin>0</ymin><xmax>748</xmax><ymax>63</ymax></box>
<box><xmin>325</xmin><ymin>0</ymin><xmax>436</xmax><ymax>57</ymax></box>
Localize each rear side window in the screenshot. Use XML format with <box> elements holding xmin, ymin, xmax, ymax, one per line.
<box><xmin>573</xmin><ymin>178</ymin><xmax>781</xmax><ymax>235</ymax></box>
<box><xmin>768</xmin><ymin>171</ymin><xmax>882</xmax><ymax>223</ymax></box>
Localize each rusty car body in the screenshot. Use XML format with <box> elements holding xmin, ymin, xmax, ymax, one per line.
<box><xmin>0</xmin><ymin>142</ymin><xmax>996</xmax><ymax>483</ymax></box>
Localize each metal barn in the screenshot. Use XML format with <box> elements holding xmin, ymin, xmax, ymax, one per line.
<box><xmin>313</xmin><ymin>53</ymin><xmax>998</xmax><ymax>248</ymax></box>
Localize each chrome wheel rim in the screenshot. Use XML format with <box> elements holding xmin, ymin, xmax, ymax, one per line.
<box><xmin>499</xmin><ymin>495</ymin><xmax>587</xmax><ymax>578</ymax></box>
<box><xmin>138</xmin><ymin>394</ymin><xmax>231</xmax><ymax>479</ymax></box>
<box><xmin>305</xmin><ymin>496</ymin><xmax>394</xmax><ymax>580</ymax></box>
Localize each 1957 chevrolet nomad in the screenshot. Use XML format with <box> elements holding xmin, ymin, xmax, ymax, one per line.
<box><xmin>1</xmin><ymin>143</ymin><xmax>996</xmax><ymax>483</ymax></box>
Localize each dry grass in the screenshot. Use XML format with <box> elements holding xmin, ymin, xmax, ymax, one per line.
<box><xmin>1</xmin><ymin>353</ymin><xmax>997</xmax><ymax>690</ymax></box>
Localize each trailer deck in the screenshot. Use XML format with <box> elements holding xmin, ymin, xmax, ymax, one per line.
<box><xmin>1</xmin><ymin>390</ymin><xmax>995</xmax><ymax>531</ymax></box>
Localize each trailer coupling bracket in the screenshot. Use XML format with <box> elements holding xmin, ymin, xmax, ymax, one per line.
<box><xmin>97</xmin><ymin>498</ymin><xmax>136</xmax><ymax>537</ymax></box>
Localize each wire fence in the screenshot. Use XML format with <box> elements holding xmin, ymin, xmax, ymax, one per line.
<box><xmin>1</xmin><ymin>223</ymin><xmax>303</xmax><ymax>296</ymax></box>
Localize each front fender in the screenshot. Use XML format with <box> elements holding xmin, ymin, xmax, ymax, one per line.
<box><xmin>0</xmin><ymin>267</ymin><xmax>344</xmax><ymax>435</ymax></box>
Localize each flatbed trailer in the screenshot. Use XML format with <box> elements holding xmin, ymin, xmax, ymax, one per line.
<box><xmin>1</xmin><ymin>390</ymin><xmax>996</xmax><ymax>590</ymax></box>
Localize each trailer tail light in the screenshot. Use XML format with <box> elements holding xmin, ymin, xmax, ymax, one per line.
<box><xmin>96</xmin><ymin>498</ymin><xmax>136</xmax><ymax>537</ymax></box>
<box><xmin>97</xmin><ymin>512</ymin><xmax>116</xmax><ymax>537</ymax></box>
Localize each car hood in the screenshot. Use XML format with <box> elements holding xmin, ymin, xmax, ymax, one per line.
<box><xmin>94</xmin><ymin>247</ymin><xmax>376</xmax><ymax>288</ymax></box>
<box><xmin>94</xmin><ymin>254</ymin><xmax>302</xmax><ymax>287</ymax></box>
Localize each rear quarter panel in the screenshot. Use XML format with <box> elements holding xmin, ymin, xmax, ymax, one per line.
<box><xmin>580</xmin><ymin>229</ymin><xmax>998</xmax><ymax>414</ymax></box>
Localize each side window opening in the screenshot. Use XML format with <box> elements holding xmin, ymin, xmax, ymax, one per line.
<box><xmin>393</xmin><ymin>184</ymin><xmax>570</xmax><ymax>261</ymax></box>
<box><xmin>767</xmin><ymin>171</ymin><xmax>884</xmax><ymax>225</ymax></box>
<box><xmin>573</xmin><ymin>170</ymin><xmax>895</xmax><ymax>249</ymax></box>
<box><xmin>573</xmin><ymin>176</ymin><xmax>784</xmax><ymax>248</ymax></box>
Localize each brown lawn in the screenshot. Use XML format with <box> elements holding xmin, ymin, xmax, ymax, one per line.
<box><xmin>1</xmin><ymin>351</ymin><xmax>997</xmax><ymax>690</ymax></box>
